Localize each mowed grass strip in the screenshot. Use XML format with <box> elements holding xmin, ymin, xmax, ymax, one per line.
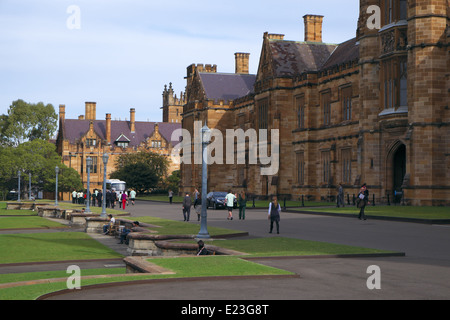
<box><xmin>134</xmin><ymin>216</ymin><xmax>245</xmax><ymax>236</ymax></box>
<box><xmin>0</xmin><ymin>232</ymin><xmax>123</xmax><ymax>264</ymax></box>
<box><xmin>293</xmin><ymin>205</ymin><xmax>450</xmax><ymax>220</ymax></box>
<box><xmin>0</xmin><ymin>216</ymin><xmax>68</xmax><ymax>230</ymax></box>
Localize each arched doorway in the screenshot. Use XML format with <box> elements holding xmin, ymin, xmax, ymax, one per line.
<box><xmin>393</xmin><ymin>144</ymin><xmax>406</xmax><ymax>203</ymax></box>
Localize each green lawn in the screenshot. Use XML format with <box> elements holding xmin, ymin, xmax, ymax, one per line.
<box><xmin>293</xmin><ymin>205</ymin><xmax>450</xmax><ymax>220</ymax></box>
<box><xmin>0</xmin><ymin>202</ymin><xmax>404</xmax><ymax>300</ymax></box>
<box><xmin>0</xmin><ymin>216</ymin><xmax>68</xmax><ymax>230</ymax></box>
<box><xmin>133</xmin><ymin>216</ymin><xmax>246</xmax><ymax>236</ymax></box>
<box><xmin>213</xmin><ymin>237</ymin><xmax>393</xmax><ymax>257</ymax></box>
<box><xmin>0</xmin><ymin>232</ymin><xmax>123</xmax><ymax>264</ymax></box>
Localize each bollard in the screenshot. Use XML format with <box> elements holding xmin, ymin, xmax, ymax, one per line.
<box><xmin>372</xmin><ymin>194</ymin><xmax>375</xmax><ymax>206</ymax></box>
<box><xmin>252</xmin><ymin>197</ymin><xmax>255</xmax><ymax>208</ymax></box>
<box><xmin>302</xmin><ymin>195</ymin><xmax>305</xmax><ymax>207</ymax></box>
<box><xmin>347</xmin><ymin>194</ymin><xmax>350</xmax><ymax>205</ymax></box>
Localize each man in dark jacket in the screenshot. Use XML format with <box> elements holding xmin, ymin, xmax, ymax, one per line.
<box><xmin>182</xmin><ymin>193</ymin><xmax>192</xmax><ymax>221</ymax></box>
<box><xmin>97</xmin><ymin>190</ymin><xmax>103</xmax><ymax>207</ymax></box>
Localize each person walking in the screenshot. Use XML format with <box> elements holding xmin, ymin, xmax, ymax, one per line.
<box><xmin>238</xmin><ymin>190</ymin><xmax>247</xmax><ymax>220</ymax></box>
<box><xmin>72</xmin><ymin>190</ymin><xmax>77</xmax><ymax>204</ymax></box>
<box><xmin>357</xmin><ymin>183</ymin><xmax>369</xmax><ymax>220</ymax></box>
<box><xmin>130</xmin><ymin>189</ymin><xmax>136</xmax><ymax>205</ymax></box>
<box><xmin>337</xmin><ymin>183</ymin><xmax>345</xmax><ymax>208</ymax></box>
<box><xmin>168</xmin><ymin>190</ymin><xmax>173</xmax><ymax>204</ymax></box>
<box><xmin>225</xmin><ymin>190</ymin><xmax>236</xmax><ymax>220</ymax></box>
<box><xmin>182</xmin><ymin>192</ymin><xmax>192</xmax><ymax>221</ymax></box>
<box><xmin>97</xmin><ymin>190</ymin><xmax>102</xmax><ymax>207</ymax></box>
<box><xmin>121</xmin><ymin>191</ymin><xmax>127</xmax><ymax>210</ymax></box>
<box><xmin>111</xmin><ymin>189</ymin><xmax>117</xmax><ymax>209</ymax></box>
<box><xmin>268</xmin><ymin>196</ymin><xmax>281</xmax><ymax>234</ymax></box>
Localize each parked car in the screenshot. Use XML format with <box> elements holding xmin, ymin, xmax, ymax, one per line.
<box><xmin>206</xmin><ymin>192</ymin><xmax>237</xmax><ymax>209</ymax></box>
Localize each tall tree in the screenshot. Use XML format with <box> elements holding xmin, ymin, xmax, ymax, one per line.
<box><xmin>0</xmin><ymin>139</ymin><xmax>82</xmax><ymax>198</ymax></box>
<box><xmin>1</xmin><ymin>99</ymin><xmax>57</xmax><ymax>146</ymax></box>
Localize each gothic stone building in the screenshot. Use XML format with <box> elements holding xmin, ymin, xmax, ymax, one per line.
<box><xmin>177</xmin><ymin>0</ymin><xmax>449</xmax><ymax>206</ymax></box>
<box><xmin>56</xmin><ymin>102</ymin><xmax>181</xmax><ymax>200</ymax></box>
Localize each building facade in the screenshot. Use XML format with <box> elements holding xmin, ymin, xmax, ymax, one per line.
<box><xmin>56</xmin><ymin>103</ymin><xmax>181</xmax><ymax>200</ymax></box>
<box><xmin>177</xmin><ymin>0</ymin><xmax>449</xmax><ymax>205</ymax></box>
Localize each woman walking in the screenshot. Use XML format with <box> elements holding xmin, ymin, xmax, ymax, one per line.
<box><xmin>357</xmin><ymin>183</ymin><xmax>369</xmax><ymax>220</ymax></box>
<box><xmin>268</xmin><ymin>196</ymin><xmax>281</xmax><ymax>234</ymax></box>
<box><xmin>238</xmin><ymin>190</ymin><xmax>247</xmax><ymax>220</ymax></box>
<box><xmin>121</xmin><ymin>191</ymin><xmax>127</xmax><ymax>210</ymax></box>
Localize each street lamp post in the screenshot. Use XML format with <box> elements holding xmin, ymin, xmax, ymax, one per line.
<box><xmin>29</xmin><ymin>172</ymin><xmax>32</xmax><ymax>200</ymax></box>
<box><xmin>85</xmin><ymin>157</ymin><xmax>92</xmax><ymax>213</ymax></box>
<box><xmin>55</xmin><ymin>166</ymin><xmax>59</xmax><ymax>206</ymax></box>
<box><xmin>17</xmin><ymin>171</ymin><xmax>21</xmax><ymax>202</ymax></box>
<box><xmin>101</xmin><ymin>153</ymin><xmax>109</xmax><ymax>217</ymax></box>
<box><xmin>197</xmin><ymin>124</ymin><xmax>211</xmax><ymax>239</ymax></box>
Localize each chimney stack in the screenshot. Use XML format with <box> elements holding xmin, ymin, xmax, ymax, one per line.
<box><xmin>235</xmin><ymin>52</ymin><xmax>250</xmax><ymax>74</ymax></box>
<box><xmin>130</xmin><ymin>108</ymin><xmax>136</xmax><ymax>133</ymax></box>
<box><xmin>59</xmin><ymin>104</ymin><xmax>66</xmax><ymax>122</ymax></box>
<box><xmin>106</xmin><ymin>113</ymin><xmax>111</xmax><ymax>144</ymax></box>
<box><xmin>303</xmin><ymin>15</ymin><xmax>324</xmax><ymax>42</ymax></box>
<box><xmin>85</xmin><ymin>102</ymin><xmax>97</xmax><ymax>120</ymax></box>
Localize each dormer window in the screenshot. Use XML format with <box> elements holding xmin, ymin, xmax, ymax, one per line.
<box><xmin>151</xmin><ymin>140</ymin><xmax>162</xmax><ymax>148</ymax></box>
<box><xmin>116</xmin><ymin>141</ymin><xmax>129</xmax><ymax>148</ymax></box>
<box><xmin>115</xmin><ymin>133</ymin><xmax>130</xmax><ymax>148</ymax></box>
<box><xmin>86</xmin><ymin>139</ymin><xmax>96</xmax><ymax>147</ymax></box>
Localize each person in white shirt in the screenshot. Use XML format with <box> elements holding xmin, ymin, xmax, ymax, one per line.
<box><xmin>130</xmin><ymin>189</ymin><xmax>136</xmax><ymax>205</ymax></box>
<box><xmin>225</xmin><ymin>190</ymin><xmax>236</xmax><ymax>220</ymax></box>
<box><xmin>268</xmin><ymin>196</ymin><xmax>281</xmax><ymax>234</ymax></box>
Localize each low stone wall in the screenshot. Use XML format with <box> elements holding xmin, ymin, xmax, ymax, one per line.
<box><xmin>127</xmin><ymin>233</ymin><xmax>195</xmax><ymax>256</ymax></box>
<box><xmin>6</xmin><ymin>202</ymin><xmax>52</xmax><ymax>211</ymax></box>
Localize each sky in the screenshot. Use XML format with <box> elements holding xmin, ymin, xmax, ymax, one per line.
<box><xmin>0</xmin><ymin>0</ymin><xmax>360</xmax><ymax>125</ymax></box>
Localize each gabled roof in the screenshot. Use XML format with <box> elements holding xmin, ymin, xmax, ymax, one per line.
<box><xmin>199</xmin><ymin>72</ymin><xmax>256</xmax><ymax>101</ymax></box>
<box><xmin>268</xmin><ymin>39</ymin><xmax>338</xmax><ymax>77</ymax></box>
<box><xmin>62</xmin><ymin>119</ymin><xmax>181</xmax><ymax>147</ymax></box>
<box><xmin>320</xmin><ymin>37</ymin><xmax>359</xmax><ymax>70</ymax></box>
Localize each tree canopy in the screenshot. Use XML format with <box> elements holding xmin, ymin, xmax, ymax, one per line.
<box><xmin>110</xmin><ymin>151</ymin><xmax>169</xmax><ymax>193</ymax></box>
<box><xmin>0</xmin><ymin>99</ymin><xmax>58</xmax><ymax>146</ymax></box>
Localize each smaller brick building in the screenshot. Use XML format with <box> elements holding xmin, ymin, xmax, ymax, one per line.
<box><xmin>56</xmin><ymin>103</ymin><xmax>181</xmax><ymax>200</ymax></box>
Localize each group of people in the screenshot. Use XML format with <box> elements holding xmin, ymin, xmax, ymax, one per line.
<box><xmin>72</xmin><ymin>189</ymin><xmax>137</xmax><ymax>210</ymax></box>
<box><xmin>181</xmin><ymin>189</ymin><xmax>248</xmax><ymax>222</ymax></box>
<box><xmin>102</xmin><ymin>214</ymin><xmax>140</xmax><ymax>245</ymax></box>
<box><xmin>178</xmin><ymin>183</ymin><xmax>371</xmax><ymax>235</ymax></box>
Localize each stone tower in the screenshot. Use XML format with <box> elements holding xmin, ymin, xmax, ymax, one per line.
<box><xmin>162</xmin><ymin>82</ymin><xmax>186</xmax><ymax>123</ymax></box>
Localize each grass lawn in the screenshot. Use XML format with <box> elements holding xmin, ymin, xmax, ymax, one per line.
<box><xmin>0</xmin><ymin>232</ymin><xmax>123</xmax><ymax>264</ymax></box>
<box><xmin>293</xmin><ymin>205</ymin><xmax>450</xmax><ymax>220</ymax></box>
<box><xmin>211</xmin><ymin>237</ymin><xmax>394</xmax><ymax>257</ymax></box>
<box><xmin>133</xmin><ymin>216</ymin><xmax>246</xmax><ymax>237</ymax></box>
<box><xmin>0</xmin><ymin>216</ymin><xmax>68</xmax><ymax>230</ymax></box>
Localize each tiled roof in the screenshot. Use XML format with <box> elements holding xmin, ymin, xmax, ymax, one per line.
<box><xmin>321</xmin><ymin>37</ymin><xmax>359</xmax><ymax>70</ymax></box>
<box><xmin>62</xmin><ymin>119</ymin><xmax>182</xmax><ymax>147</ymax></box>
<box><xmin>269</xmin><ymin>40</ymin><xmax>338</xmax><ymax>76</ymax></box>
<box><xmin>199</xmin><ymin>72</ymin><xmax>256</xmax><ymax>101</ymax></box>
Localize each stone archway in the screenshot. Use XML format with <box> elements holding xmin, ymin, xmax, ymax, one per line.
<box><xmin>386</xmin><ymin>142</ymin><xmax>406</xmax><ymax>203</ymax></box>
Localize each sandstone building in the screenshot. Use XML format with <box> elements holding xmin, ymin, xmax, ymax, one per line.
<box><xmin>56</xmin><ymin>103</ymin><xmax>181</xmax><ymax>200</ymax></box>
<box><xmin>177</xmin><ymin>0</ymin><xmax>449</xmax><ymax>206</ymax></box>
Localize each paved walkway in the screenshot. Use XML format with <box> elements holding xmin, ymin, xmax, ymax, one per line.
<box><xmin>3</xmin><ymin>200</ymin><xmax>450</xmax><ymax>300</ymax></box>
